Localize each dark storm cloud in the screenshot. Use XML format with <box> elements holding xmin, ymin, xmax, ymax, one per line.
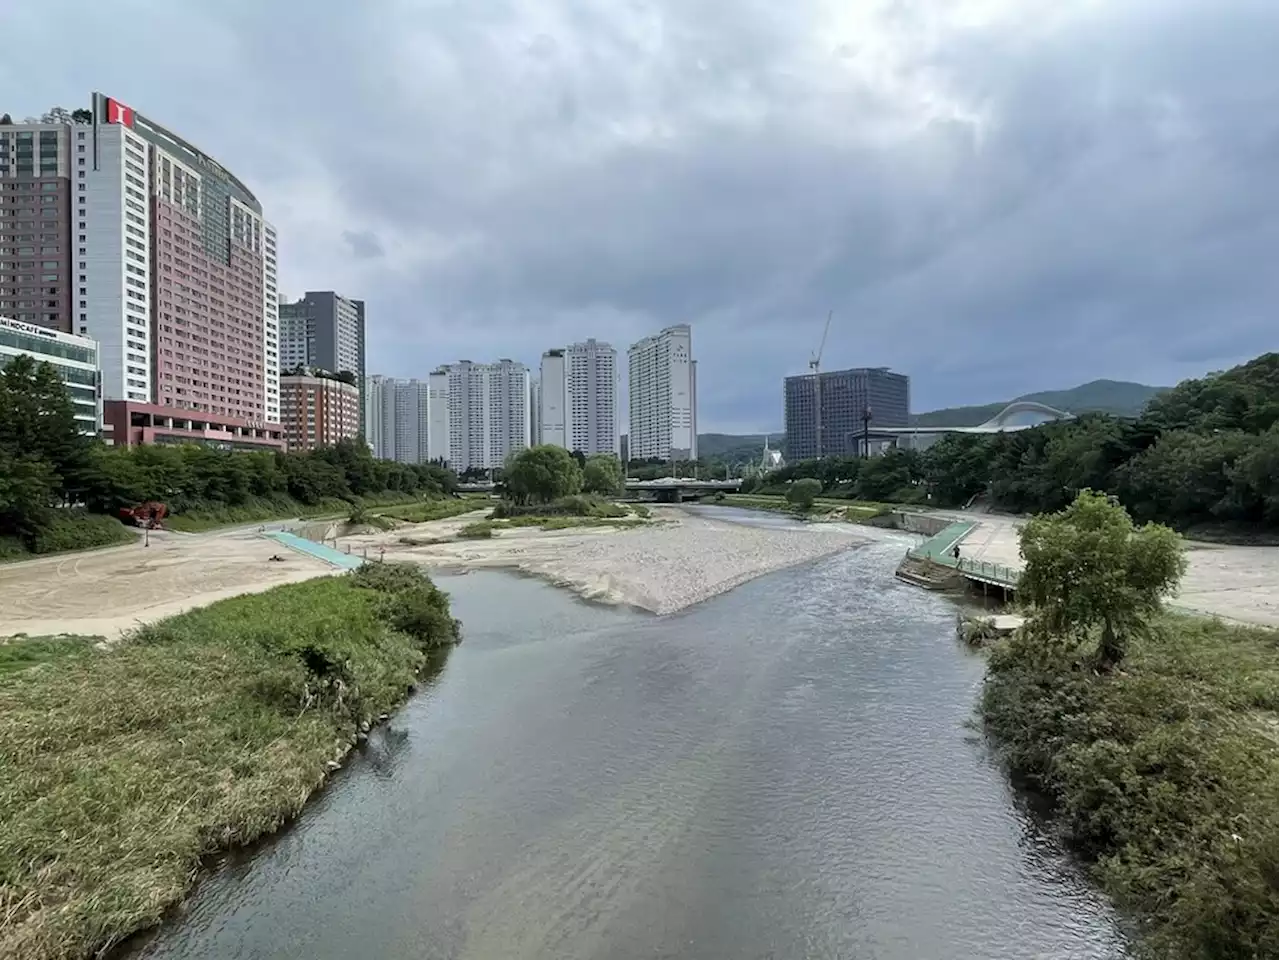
<box><xmin>2</xmin><ymin>0</ymin><xmax>1274</xmax><ymax>431</ymax></box>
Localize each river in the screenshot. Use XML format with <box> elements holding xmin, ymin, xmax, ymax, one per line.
<box><xmin>122</xmin><ymin>517</ymin><xmax>1130</xmax><ymax>960</ymax></box>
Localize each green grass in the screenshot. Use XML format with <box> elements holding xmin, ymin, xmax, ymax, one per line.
<box><xmin>982</xmin><ymin>613</ymin><xmax>1279</xmax><ymax>959</ymax></box>
<box><xmin>0</xmin><ymin>635</ymin><xmax>102</xmax><ymax>678</ymax></box>
<box><xmin>0</xmin><ymin>512</ymin><xmax>135</xmax><ymax>563</ymax></box>
<box><xmin>494</xmin><ymin>515</ymin><xmax>647</xmax><ymax>531</ymax></box>
<box><xmin>0</xmin><ymin>565</ymin><xmax>459</xmax><ymax>960</ymax></box>
<box><xmin>721</xmin><ymin>493</ymin><xmax>896</xmax><ymax>519</ymax></box>
<box><xmin>457</xmin><ymin>520</ymin><xmax>494</xmax><ymax>539</ymax></box>
<box><xmin>164</xmin><ymin>493</ymin><xmax>438</xmax><ymax>533</ymax></box>
<box><xmin>490</xmin><ymin>495</ymin><xmax>628</xmax><ymax>520</ymax></box>
<box><xmin>371</xmin><ymin>497</ymin><xmax>487</xmax><ymax>524</ymax></box>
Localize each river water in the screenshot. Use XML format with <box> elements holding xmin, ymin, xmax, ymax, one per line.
<box><xmin>123</xmin><ymin>516</ymin><xmax>1130</xmax><ymax>960</ymax></box>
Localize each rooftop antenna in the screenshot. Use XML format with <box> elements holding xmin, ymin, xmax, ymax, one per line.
<box><xmin>809</xmin><ymin>310</ymin><xmax>833</xmax><ymax>459</ymax></box>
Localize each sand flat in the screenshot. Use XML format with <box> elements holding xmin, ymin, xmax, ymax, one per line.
<box><xmin>0</xmin><ymin>508</ymin><xmax>864</xmax><ymax>640</ymax></box>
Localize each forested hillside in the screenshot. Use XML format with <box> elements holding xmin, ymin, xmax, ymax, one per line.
<box><xmin>745</xmin><ymin>353</ymin><xmax>1277</xmax><ymax>538</ymax></box>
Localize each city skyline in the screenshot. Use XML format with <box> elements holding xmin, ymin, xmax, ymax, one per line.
<box><xmin>6</xmin><ymin>0</ymin><xmax>1270</xmax><ymax>435</ymax></box>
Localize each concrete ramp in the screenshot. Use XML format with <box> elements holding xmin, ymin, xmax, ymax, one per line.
<box><xmin>264</xmin><ymin>531</ymin><xmax>364</xmax><ymax>570</ymax></box>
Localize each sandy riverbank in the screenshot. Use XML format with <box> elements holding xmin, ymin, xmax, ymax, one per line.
<box><xmin>340</xmin><ymin>506</ymin><xmax>866</xmax><ymax>614</ymax></box>
<box><xmin>946</xmin><ymin>512</ymin><xmax>1279</xmax><ymax>627</ymax></box>
<box><xmin>0</xmin><ymin>507</ymin><xmax>867</xmax><ymax>639</ymax></box>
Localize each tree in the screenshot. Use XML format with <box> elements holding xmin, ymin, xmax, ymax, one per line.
<box><xmin>1018</xmin><ymin>490</ymin><xmax>1187</xmax><ymax>669</ymax></box>
<box><xmin>503</xmin><ymin>445</ymin><xmax>582</xmax><ymax>504</ymax></box>
<box><xmin>0</xmin><ymin>354</ymin><xmax>90</xmax><ymax>500</ymax></box>
<box><xmin>785</xmin><ymin>477</ymin><xmax>822</xmax><ymax>511</ymax></box>
<box><xmin>581</xmin><ymin>454</ymin><xmax>623</xmax><ymax>496</ymax></box>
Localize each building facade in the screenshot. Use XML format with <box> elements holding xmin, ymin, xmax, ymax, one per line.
<box><xmin>72</xmin><ymin>92</ymin><xmax>283</xmax><ymax>448</ymax></box>
<box><xmin>0</xmin><ymin>314</ymin><xmax>100</xmax><ymax>434</ymax></box>
<box><xmin>278</xmin><ymin>290</ymin><xmax>365</xmax><ymax>381</ymax></box>
<box><xmin>487</xmin><ymin>359</ymin><xmax>530</xmax><ymax>467</ymax></box>
<box><xmin>438</xmin><ymin>359</ymin><xmax>531</xmax><ymax>472</ymax></box>
<box><xmin>0</xmin><ymin>115</ymin><xmax>74</xmax><ymax>333</ymax></box>
<box><xmin>538</xmin><ymin>349</ymin><xmax>566</xmax><ymax>446</ymax></box>
<box><xmin>541</xmin><ymin>339</ymin><xmax>618</xmax><ymax>456</ymax></box>
<box><xmin>364</xmin><ymin>374</ymin><xmax>430</xmax><ymax>464</ymax></box>
<box><xmin>426</xmin><ymin>368</ymin><xmax>449</xmax><ymax>463</ymax></box>
<box><xmin>627</xmin><ymin>324</ymin><xmax>697</xmax><ymax>462</ymax></box>
<box><xmin>280</xmin><ymin>371</ymin><xmax>360</xmax><ymax>451</ymax></box>
<box><xmin>783</xmin><ymin>367</ymin><xmax>910</xmax><ymax>461</ymax></box>
<box><xmin>528</xmin><ymin>377</ymin><xmax>541</xmax><ymax>449</ymax></box>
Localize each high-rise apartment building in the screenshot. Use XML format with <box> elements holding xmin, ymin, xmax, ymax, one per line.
<box><xmin>539</xmin><ymin>349</ymin><xmax>566</xmax><ymax>446</ymax></box>
<box><xmin>279</xmin><ymin>291</ymin><xmax>365</xmax><ymax>436</ymax></box>
<box><xmin>487</xmin><ymin>359</ymin><xmax>531</xmax><ymax>467</ymax></box>
<box><xmin>783</xmin><ymin>367</ymin><xmax>910</xmax><ymax>461</ymax></box>
<box><xmin>0</xmin><ymin>114</ymin><xmax>73</xmax><ymax>333</ymax></box>
<box><xmin>71</xmin><ymin>92</ymin><xmax>283</xmax><ymax>449</ymax></box>
<box><xmin>627</xmin><ymin>324</ymin><xmax>697</xmax><ymax>462</ymax></box>
<box><xmin>528</xmin><ymin>377</ymin><xmax>541</xmax><ymax>448</ymax></box>
<box><xmin>280</xmin><ymin>371</ymin><xmax>360</xmax><ymax>452</ymax></box>
<box><xmin>278</xmin><ymin>290</ymin><xmax>365</xmax><ymax>380</ymax></box>
<box><xmin>427</xmin><ymin>368</ymin><xmax>449</xmax><ymax>463</ymax></box>
<box><xmin>364</xmin><ymin>374</ymin><xmax>430</xmax><ymax>464</ymax></box>
<box><xmin>438</xmin><ymin>359</ymin><xmax>530</xmax><ymax>472</ymax></box>
<box><xmin>539</xmin><ymin>339</ymin><xmax>618</xmax><ymax>455</ymax></box>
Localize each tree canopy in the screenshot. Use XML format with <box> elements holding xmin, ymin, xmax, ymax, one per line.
<box><xmin>581</xmin><ymin>454</ymin><xmax>624</xmax><ymax>496</ymax></box>
<box><xmin>785</xmin><ymin>477</ymin><xmax>822</xmax><ymax>511</ymax></box>
<box><xmin>1018</xmin><ymin>490</ymin><xmax>1186</xmax><ymax>667</ymax></box>
<box><xmin>0</xmin><ymin>356</ymin><xmax>457</xmax><ymax>554</ymax></box>
<box><xmin>744</xmin><ymin>352</ymin><xmax>1277</xmax><ymax>535</ymax></box>
<box><xmin>503</xmin><ymin>445</ymin><xmax>583</xmax><ymax>504</ymax></box>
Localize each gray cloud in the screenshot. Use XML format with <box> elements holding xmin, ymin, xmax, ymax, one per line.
<box><xmin>341</xmin><ymin>230</ymin><xmax>385</xmax><ymax>260</ymax></box>
<box><xmin>2</xmin><ymin>0</ymin><xmax>1274</xmax><ymax>432</ymax></box>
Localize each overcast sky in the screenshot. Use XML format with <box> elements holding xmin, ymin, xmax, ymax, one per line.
<box><xmin>4</xmin><ymin>0</ymin><xmax>1276</xmax><ymax>432</ymax></box>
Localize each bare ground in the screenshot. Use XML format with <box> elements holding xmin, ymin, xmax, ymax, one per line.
<box><xmin>0</xmin><ymin>508</ymin><xmax>866</xmax><ymax>639</ymax></box>
<box><xmin>953</xmin><ymin>513</ymin><xmax>1278</xmax><ymax>627</ymax></box>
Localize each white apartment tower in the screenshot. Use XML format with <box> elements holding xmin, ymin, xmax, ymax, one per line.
<box><xmin>363</xmin><ymin>374</ymin><xmax>429</xmax><ymax>463</ymax></box>
<box><xmin>539</xmin><ymin>339</ymin><xmax>618</xmax><ymax>455</ymax></box>
<box><xmin>487</xmin><ymin>359</ymin><xmax>531</xmax><ymax>466</ymax></box>
<box><xmin>628</xmin><ymin>324</ymin><xmax>697</xmax><ymax>461</ymax></box>
<box><xmin>441</xmin><ymin>359</ymin><xmax>530</xmax><ymax>472</ymax></box>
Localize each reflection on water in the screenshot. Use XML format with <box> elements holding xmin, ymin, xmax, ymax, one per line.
<box><xmin>120</xmin><ymin>543</ymin><xmax>1129</xmax><ymax>960</ymax></box>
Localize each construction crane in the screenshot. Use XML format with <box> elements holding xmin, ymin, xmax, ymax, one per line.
<box><xmin>809</xmin><ymin>310</ymin><xmax>833</xmax><ymax>459</ymax></box>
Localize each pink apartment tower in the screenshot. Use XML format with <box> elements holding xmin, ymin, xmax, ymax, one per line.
<box><xmin>79</xmin><ymin>92</ymin><xmax>283</xmax><ymax>449</ymax></box>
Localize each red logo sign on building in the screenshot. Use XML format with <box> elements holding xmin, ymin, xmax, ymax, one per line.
<box><xmin>105</xmin><ymin>97</ymin><xmax>135</xmax><ymax>127</ymax></box>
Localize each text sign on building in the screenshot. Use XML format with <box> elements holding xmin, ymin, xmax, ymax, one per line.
<box><xmin>104</xmin><ymin>97</ymin><xmax>136</xmax><ymax>128</ymax></box>
<box><xmin>0</xmin><ymin>315</ymin><xmax>58</xmax><ymax>339</ymax></box>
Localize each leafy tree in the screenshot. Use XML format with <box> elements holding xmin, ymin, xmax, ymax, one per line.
<box><xmin>785</xmin><ymin>477</ymin><xmax>822</xmax><ymax>511</ymax></box>
<box><xmin>853</xmin><ymin>448</ymin><xmax>920</xmax><ymax>502</ymax></box>
<box><xmin>504</xmin><ymin>445</ymin><xmax>582</xmax><ymax>504</ymax></box>
<box><xmin>581</xmin><ymin>454</ymin><xmax>624</xmax><ymax>496</ymax></box>
<box><xmin>0</xmin><ymin>354</ymin><xmax>91</xmax><ymax>500</ymax></box>
<box><xmin>0</xmin><ymin>451</ymin><xmax>58</xmax><ymax>544</ymax></box>
<box><xmin>1018</xmin><ymin>490</ymin><xmax>1186</xmax><ymax>668</ymax></box>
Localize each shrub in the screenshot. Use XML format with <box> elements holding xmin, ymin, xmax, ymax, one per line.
<box><xmin>785</xmin><ymin>478</ymin><xmax>822</xmax><ymax>511</ymax></box>
<box><xmin>27</xmin><ymin>511</ymin><xmax>134</xmax><ymax>555</ymax></box>
<box><xmin>491</xmin><ymin>495</ymin><xmax>626</xmax><ymax>519</ymax></box>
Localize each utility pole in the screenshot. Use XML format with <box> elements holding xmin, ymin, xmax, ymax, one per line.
<box><xmin>809</xmin><ymin>310</ymin><xmax>833</xmax><ymax>460</ymax></box>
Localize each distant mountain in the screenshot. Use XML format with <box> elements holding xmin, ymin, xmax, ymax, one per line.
<box><xmin>696</xmin><ymin>433</ymin><xmax>773</xmax><ymax>463</ymax></box>
<box><xmin>910</xmin><ymin>379</ymin><xmax>1169</xmax><ymax>428</ymax></box>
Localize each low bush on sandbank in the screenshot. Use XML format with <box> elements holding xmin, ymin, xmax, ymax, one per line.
<box><xmin>0</xmin><ymin>563</ymin><xmax>459</xmax><ymax>960</ymax></box>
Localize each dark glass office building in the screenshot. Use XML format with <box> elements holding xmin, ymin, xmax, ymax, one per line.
<box><xmin>784</xmin><ymin>367</ymin><xmax>910</xmax><ymax>461</ymax></box>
